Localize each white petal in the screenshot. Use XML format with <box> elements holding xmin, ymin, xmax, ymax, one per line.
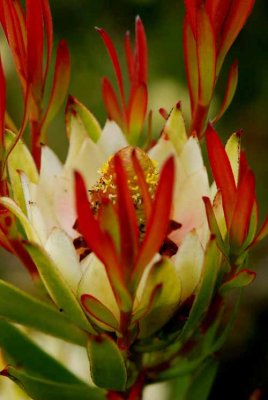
<box><xmin>98</xmin><ymin>120</ymin><xmax>127</xmax><ymax>157</ymax></box>
<box><xmin>180</xmin><ymin>136</ymin><xmax>204</xmax><ymax>175</ymax></box>
<box><xmin>77</xmin><ymin>254</ymin><xmax>120</xmax><ymax>322</ymax></box>
<box><xmin>173</xmin><ymin>231</ymin><xmax>204</xmax><ymax>302</ymax></box>
<box><xmin>45</xmin><ymin>228</ymin><xmax>82</xmax><ymax>292</ymax></box>
<box><xmin>171</xmin><ymin>168</ymin><xmax>209</xmax><ymax>245</ymax></box>
<box><xmin>148</xmin><ymin>137</ymin><xmax>177</xmax><ymax>170</ymax></box>
<box><xmin>39</xmin><ymin>146</ymin><xmax>63</xmax><ymax>197</ymax></box>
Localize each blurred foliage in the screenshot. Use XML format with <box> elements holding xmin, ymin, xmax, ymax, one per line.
<box><xmin>1</xmin><ymin>0</ymin><xmax>268</xmax><ymax>398</ymax></box>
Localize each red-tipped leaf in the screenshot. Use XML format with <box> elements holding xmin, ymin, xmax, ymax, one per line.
<box><xmin>230</xmin><ymin>170</ymin><xmax>255</xmax><ymax>249</ymax></box>
<box><xmin>0</xmin><ymin>56</ymin><xmax>6</xmax><ymax>149</ymax></box>
<box><xmin>125</xmin><ymin>31</ymin><xmax>134</xmax><ymax>82</ymax></box>
<box><xmin>102</xmin><ymin>77</ymin><xmax>123</xmax><ymax>127</ymax></box>
<box><xmin>135</xmin><ymin>16</ymin><xmax>147</xmax><ymax>83</ymax></box>
<box><xmin>132</xmin><ymin>157</ymin><xmax>175</xmax><ymax>287</ymax></box>
<box><xmin>26</xmin><ymin>0</ymin><xmax>44</xmax><ymax>98</ymax></box>
<box><xmin>41</xmin><ymin>40</ymin><xmax>70</xmax><ymax>137</ymax></box>
<box><xmin>213</xmin><ymin>60</ymin><xmax>238</xmax><ymax>124</ymax></box>
<box><xmin>128</xmin><ymin>83</ymin><xmax>147</xmax><ymax>143</ymax></box>
<box><xmin>41</xmin><ymin>0</ymin><xmax>53</xmax><ymax>87</ymax></box>
<box><xmin>196</xmin><ymin>6</ymin><xmax>216</xmax><ymax>106</ymax></box>
<box><xmin>206</xmin><ymin>124</ymin><xmax>237</xmax><ymax>229</ymax></box>
<box><xmin>97</xmin><ymin>27</ymin><xmax>125</xmax><ymax>106</ymax></box>
<box><xmin>114</xmin><ymin>153</ymin><xmax>139</xmax><ymax>275</ymax></box>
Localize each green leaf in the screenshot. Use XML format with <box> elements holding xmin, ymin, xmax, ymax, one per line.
<box><xmin>162</xmin><ymin>102</ymin><xmax>187</xmax><ymax>155</ymax></box>
<box><xmin>23</xmin><ymin>241</ymin><xmax>95</xmax><ymax>333</ymax></box>
<box><xmin>3</xmin><ymin>367</ymin><xmax>105</xmax><ymax>400</ymax></box>
<box><xmin>179</xmin><ymin>237</ymin><xmax>219</xmax><ymax>342</ymax></box>
<box><xmin>185</xmin><ymin>358</ymin><xmax>218</xmax><ymax>400</ymax></box>
<box><xmin>87</xmin><ymin>334</ymin><xmax>127</xmax><ymax>391</ymax></box>
<box><xmin>0</xmin><ymin>320</ymin><xmax>83</xmax><ymax>384</ymax></box>
<box><xmin>66</xmin><ymin>95</ymin><xmax>101</xmax><ymax>143</ymax></box>
<box><xmin>5</xmin><ymin>130</ymin><xmax>38</xmax><ymax>213</ymax></box>
<box><xmin>0</xmin><ymin>280</ymin><xmax>87</xmax><ymax>346</ymax></box>
<box><xmin>219</xmin><ymin>269</ymin><xmax>256</xmax><ymax>295</ymax></box>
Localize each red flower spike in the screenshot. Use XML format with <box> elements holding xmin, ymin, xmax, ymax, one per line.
<box><xmin>206</xmin><ymin>124</ymin><xmax>236</xmax><ymax>229</ymax></box>
<box><xmin>114</xmin><ymin>153</ymin><xmax>139</xmax><ymax>277</ymax></box>
<box><xmin>230</xmin><ymin>170</ymin><xmax>255</xmax><ymax>249</ymax></box>
<box><xmin>132</xmin><ymin>156</ymin><xmax>175</xmax><ymax>289</ymax></box>
<box><xmin>26</xmin><ymin>0</ymin><xmax>44</xmax><ymax>101</ymax></box>
<box><xmin>206</xmin><ymin>0</ymin><xmax>232</xmax><ymax>38</ymax></box>
<box><xmin>131</xmin><ymin>150</ymin><xmax>152</xmax><ymax>222</ymax></box>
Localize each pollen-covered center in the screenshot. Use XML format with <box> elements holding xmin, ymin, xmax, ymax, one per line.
<box><xmin>89</xmin><ymin>146</ymin><xmax>159</xmax><ymax>232</ymax></box>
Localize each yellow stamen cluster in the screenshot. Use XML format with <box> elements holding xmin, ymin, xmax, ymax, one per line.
<box><xmin>89</xmin><ymin>146</ymin><xmax>159</xmax><ymax>229</ymax></box>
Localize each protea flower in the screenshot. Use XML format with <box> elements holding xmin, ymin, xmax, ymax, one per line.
<box><xmin>0</xmin><ymin>0</ymin><xmax>266</xmax><ymax>399</ymax></box>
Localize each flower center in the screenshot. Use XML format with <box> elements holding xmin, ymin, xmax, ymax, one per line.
<box><xmin>89</xmin><ymin>146</ymin><xmax>159</xmax><ymax>232</ymax></box>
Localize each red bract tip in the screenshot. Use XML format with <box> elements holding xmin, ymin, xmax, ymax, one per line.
<box><xmin>132</xmin><ymin>156</ymin><xmax>175</xmax><ymax>287</ymax></box>
<box><xmin>98</xmin><ymin>18</ymin><xmax>148</xmax><ymax>143</ymax></box>
<box><xmin>0</xmin><ymin>56</ymin><xmax>6</xmax><ymax>149</ymax></box>
<box><xmin>205</xmin><ymin>124</ymin><xmax>236</xmax><ymax>229</ymax></box>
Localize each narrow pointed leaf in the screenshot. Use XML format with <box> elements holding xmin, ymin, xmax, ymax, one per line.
<box><xmin>196</xmin><ymin>7</ymin><xmax>216</xmax><ymax>105</ymax></box>
<box><xmin>179</xmin><ymin>237</ymin><xmax>219</xmax><ymax>341</ymax></box>
<box><xmin>41</xmin><ymin>0</ymin><xmax>53</xmax><ymax>86</ymax></box>
<box><xmin>185</xmin><ymin>358</ymin><xmax>219</xmax><ymax>400</ymax></box>
<box><xmin>128</xmin><ymin>83</ymin><xmax>147</xmax><ymax>144</ymax></box>
<box><xmin>81</xmin><ymin>294</ymin><xmax>119</xmax><ymax>331</ymax></box>
<box><xmin>0</xmin><ymin>56</ymin><xmax>5</xmax><ymax>149</ymax></box>
<box><xmin>87</xmin><ymin>334</ymin><xmax>127</xmax><ymax>390</ymax></box>
<box><xmin>135</xmin><ymin>16</ymin><xmax>147</xmax><ymax>83</ymax></box>
<box><xmin>97</xmin><ymin>27</ymin><xmax>125</xmax><ymax>104</ymax></box>
<box><xmin>26</xmin><ymin>0</ymin><xmax>44</xmax><ymax>98</ymax></box>
<box><xmin>114</xmin><ymin>153</ymin><xmax>139</xmax><ymax>271</ymax></box>
<box><xmin>3</xmin><ymin>367</ymin><xmax>105</xmax><ymax>400</ymax></box>
<box><xmin>125</xmin><ymin>31</ymin><xmax>134</xmax><ymax>81</ymax></box>
<box><xmin>183</xmin><ymin>18</ymin><xmax>198</xmax><ymax>113</ymax></box>
<box><xmin>220</xmin><ymin>269</ymin><xmax>256</xmax><ymax>295</ymax></box>
<box><xmin>0</xmin><ymin>320</ymin><xmax>86</xmax><ymax>384</ymax></box>
<box><xmin>131</xmin><ymin>149</ymin><xmax>152</xmax><ymax>222</ymax></box>
<box><xmin>217</xmin><ymin>0</ymin><xmax>255</xmax><ymax>71</ymax></box>
<box><xmin>251</xmin><ymin>216</ymin><xmax>268</xmax><ymax>246</ymax></box>
<box><xmin>41</xmin><ymin>40</ymin><xmax>70</xmax><ymax>137</ymax></box>
<box><xmin>0</xmin><ymin>279</ymin><xmax>88</xmax><ymax>346</ymax></box>
<box><xmin>23</xmin><ymin>240</ymin><xmax>95</xmax><ymax>333</ymax></box>
<box><xmin>133</xmin><ymin>157</ymin><xmax>175</xmax><ymax>287</ymax></box>
<box><xmin>203</xmin><ymin>196</ymin><xmax>227</xmax><ymax>255</ymax></box>
<box><xmin>102</xmin><ymin>77</ymin><xmax>123</xmax><ymax>127</ymax></box>
<box><xmin>206</xmin><ymin>124</ymin><xmax>236</xmax><ymax>229</ymax></box>
<box><xmin>230</xmin><ymin>170</ymin><xmax>255</xmax><ymax>249</ymax></box>
<box><xmin>213</xmin><ymin>60</ymin><xmax>238</xmax><ymax>124</ymax></box>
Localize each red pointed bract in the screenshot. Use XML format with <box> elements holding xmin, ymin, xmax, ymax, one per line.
<box><xmin>125</xmin><ymin>31</ymin><xmax>134</xmax><ymax>82</ymax></box>
<box><xmin>114</xmin><ymin>154</ymin><xmax>139</xmax><ymax>275</ymax></box>
<box><xmin>131</xmin><ymin>150</ymin><xmax>152</xmax><ymax>222</ymax></box>
<box><xmin>132</xmin><ymin>157</ymin><xmax>175</xmax><ymax>287</ymax></box>
<box><xmin>97</xmin><ymin>27</ymin><xmax>125</xmax><ymax>105</ymax></box>
<box><xmin>0</xmin><ymin>57</ymin><xmax>6</xmax><ymax>149</ymax></box>
<box><xmin>230</xmin><ymin>170</ymin><xmax>255</xmax><ymax>248</ymax></box>
<box><xmin>26</xmin><ymin>0</ymin><xmax>44</xmax><ymax>99</ymax></box>
<box><xmin>135</xmin><ymin>16</ymin><xmax>147</xmax><ymax>84</ymax></box>
<box><xmin>206</xmin><ymin>124</ymin><xmax>236</xmax><ymax>229</ymax></box>
<box><xmin>102</xmin><ymin>78</ymin><xmax>123</xmax><ymax>127</ymax></box>
<box><xmin>41</xmin><ymin>0</ymin><xmax>53</xmax><ymax>87</ymax></box>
